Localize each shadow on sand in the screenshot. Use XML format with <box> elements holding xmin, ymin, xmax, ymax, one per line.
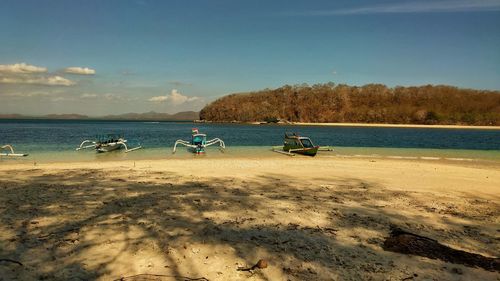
<box><xmin>0</xmin><ymin>168</ymin><xmax>498</xmax><ymax>280</ymax></box>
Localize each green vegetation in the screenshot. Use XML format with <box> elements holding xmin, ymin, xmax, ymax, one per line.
<box><xmin>200</xmin><ymin>83</ymin><xmax>500</xmax><ymax>125</ymax></box>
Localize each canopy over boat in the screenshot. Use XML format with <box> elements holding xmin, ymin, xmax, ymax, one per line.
<box><xmin>283</xmin><ymin>132</ymin><xmax>320</xmax><ymax>156</ymax></box>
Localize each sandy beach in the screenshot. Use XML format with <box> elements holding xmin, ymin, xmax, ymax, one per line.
<box><xmin>0</xmin><ymin>157</ymin><xmax>499</xmax><ymax>280</ymax></box>
<box><xmin>282</xmin><ymin>122</ymin><xmax>500</xmax><ymax>130</ymax></box>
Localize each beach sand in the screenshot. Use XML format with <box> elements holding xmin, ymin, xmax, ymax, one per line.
<box><xmin>0</xmin><ymin>157</ymin><xmax>499</xmax><ymax>280</ymax></box>
<box><xmin>289</xmin><ymin>122</ymin><xmax>500</xmax><ymax>130</ymax></box>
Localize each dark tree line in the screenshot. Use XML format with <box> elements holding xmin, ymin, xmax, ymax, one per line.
<box><xmin>199</xmin><ymin>83</ymin><xmax>500</xmax><ymax>126</ymax></box>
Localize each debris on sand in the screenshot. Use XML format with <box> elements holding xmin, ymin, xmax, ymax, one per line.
<box><xmin>237</xmin><ymin>259</ymin><xmax>268</xmax><ymax>271</ymax></box>
<box><xmin>0</xmin><ymin>258</ymin><xmax>23</xmax><ymax>266</ymax></box>
<box><xmin>383</xmin><ymin>228</ymin><xmax>499</xmax><ymax>272</ymax></box>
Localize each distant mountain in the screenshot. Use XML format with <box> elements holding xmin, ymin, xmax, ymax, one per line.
<box><xmin>44</xmin><ymin>114</ymin><xmax>89</xmax><ymax>120</ymax></box>
<box><xmin>102</xmin><ymin>111</ymin><xmax>199</xmax><ymax>121</ymax></box>
<box><xmin>0</xmin><ymin>114</ymin><xmax>26</xmax><ymax>119</ymax></box>
<box><xmin>0</xmin><ymin>111</ymin><xmax>200</xmax><ymax>121</ymax></box>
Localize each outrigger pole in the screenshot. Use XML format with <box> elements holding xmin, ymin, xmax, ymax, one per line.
<box><xmin>272</xmin><ymin>146</ymin><xmax>334</xmax><ymax>156</ymax></box>
<box><xmin>271</xmin><ymin>146</ymin><xmax>296</xmax><ymax>156</ymax></box>
<box><xmin>172</xmin><ymin>140</ymin><xmax>193</xmax><ymax>153</ymax></box>
<box><xmin>1</xmin><ymin>145</ymin><xmax>28</xmax><ymax>157</ymax></box>
<box><xmin>172</xmin><ymin>138</ymin><xmax>225</xmax><ymax>153</ymax></box>
<box><xmin>76</xmin><ymin>140</ymin><xmax>97</xmax><ymax>151</ymax></box>
<box><xmin>121</xmin><ymin>141</ymin><xmax>142</xmax><ymax>153</ymax></box>
<box><xmin>76</xmin><ymin>139</ymin><xmax>142</xmax><ymax>153</ymax></box>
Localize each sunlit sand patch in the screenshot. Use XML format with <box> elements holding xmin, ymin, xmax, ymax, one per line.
<box><xmin>445</xmin><ymin>157</ymin><xmax>474</xmax><ymax>161</ymax></box>
<box><xmin>420</xmin><ymin>156</ymin><xmax>441</xmax><ymax>160</ymax></box>
<box><xmin>387</xmin><ymin>156</ymin><xmax>418</xmax><ymax>159</ymax></box>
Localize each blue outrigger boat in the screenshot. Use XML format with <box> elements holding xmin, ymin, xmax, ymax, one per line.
<box><xmin>173</xmin><ymin>128</ymin><xmax>225</xmax><ymax>154</ymax></box>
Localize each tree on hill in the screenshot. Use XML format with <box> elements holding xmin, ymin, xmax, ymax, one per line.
<box><xmin>199</xmin><ymin>83</ymin><xmax>500</xmax><ymax>126</ymax></box>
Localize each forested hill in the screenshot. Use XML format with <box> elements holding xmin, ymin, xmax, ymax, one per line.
<box><xmin>200</xmin><ymin>84</ymin><xmax>500</xmax><ymax>126</ymax></box>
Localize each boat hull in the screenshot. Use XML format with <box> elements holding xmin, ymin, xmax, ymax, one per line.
<box><xmin>188</xmin><ymin>146</ymin><xmax>205</xmax><ymax>154</ymax></box>
<box><xmin>283</xmin><ymin>145</ymin><xmax>319</xmax><ymax>156</ymax></box>
<box><xmin>96</xmin><ymin>143</ymin><xmax>123</xmax><ymax>153</ymax></box>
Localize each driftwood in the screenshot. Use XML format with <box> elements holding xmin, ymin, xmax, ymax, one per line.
<box><xmin>116</xmin><ymin>274</ymin><xmax>209</xmax><ymax>281</ymax></box>
<box><xmin>0</xmin><ymin>258</ymin><xmax>23</xmax><ymax>266</ymax></box>
<box><xmin>38</xmin><ymin>227</ymin><xmax>80</xmax><ymax>240</ymax></box>
<box><xmin>383</xmin><ymin>228</ymin><xmax>499</xmax><ymax>272</ymax></box>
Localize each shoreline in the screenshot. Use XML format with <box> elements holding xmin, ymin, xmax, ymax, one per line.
<box><xmin>253</xmin><ymin>121</ymin><xmax>500</xmax><ymax>130</ymax></box>
<box><xmin>1</xmin><ymin>155</ymin><xmax>500</xmax><ymax>171</ymax></box>
<box><xmin>2</xmin><ymin>146</ymin><xmax>500</xmax><ymax>166</ymax></box>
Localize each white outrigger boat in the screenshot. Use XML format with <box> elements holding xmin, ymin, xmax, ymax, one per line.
<box><xmin>1</xmin><ymin>144</ymin><xmax>28</xmax><ymax>157</ymax></box>
<box><xmin>173</xmin><ymin>128</ymin><xmax>225</xmax><ymax>154</ymax></box>
<box><xmin>76</xmin><ymin>134</ymin><xmax>142</xmax><ymax>153</ymax></box>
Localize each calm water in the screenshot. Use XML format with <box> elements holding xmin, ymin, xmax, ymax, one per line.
<box><xmin>1</xmin><ymin>119</ymin><xmax>499</xmax><ymax>162</ymax></box>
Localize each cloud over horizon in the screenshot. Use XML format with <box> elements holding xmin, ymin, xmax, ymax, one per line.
<box><xmin>79</xmin><ymin>93</ymin><xmax>138</xmax><ymax>102</ymax></box>
<box><xmin>149</xmin><ymin>89</ymin><xmax>200</xmax><ymax>105</ymax></box>
<box><xmin>64</xmin><ymin>67</ymin><xmax>96</xmax><ymax>75</ymax></box>
<box><xmin>80</xmin><ymin>93</ymin><xmax>98</xmax><ymax>99</ymax></box>
<box><xmin>0</xmin><ymin>75</ymin><xmax>75</xmax><ymax>86</ymax></box>
<box><xmin>0</xmin><ymin>63</ymin><xmax>47</xmax><ymax>74</ymax></box>
<box><xmin>0</xmin><ymin>62</ymin><xmax>78</xmax><ymax>86</ymax></box>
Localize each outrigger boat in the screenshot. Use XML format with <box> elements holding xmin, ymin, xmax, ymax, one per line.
<box><xmin>272</xmin><ymin>132</ymin><xmax>333</xmax><ymax>157</ymax></box>
<box><xmin>173</xmin><ymin>128</ymin><xmax>225</xmax><ymax>154</ymax></box>
<box><xmin>76</xmin><ymin>134</ymin><xmax>142</xmax><ymax>153</ymax></box>
<box><xmin>1</xmin><ymin>144</ymin><xmax>28</xmax><ymax>157</ymax></box>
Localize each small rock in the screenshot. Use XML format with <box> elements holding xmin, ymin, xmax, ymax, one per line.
<box><xmin>307</xmin><ymin>267</ymin><xmax>316</xmax><ymax>274</ymax></box>
<box><xmin>451</xmin><ymin>267</ymin><xmax>463</xmax><ymax>275</ymax></box>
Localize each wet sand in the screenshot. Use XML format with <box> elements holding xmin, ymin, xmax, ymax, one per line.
<box><xmin>291</xmin><ymin>122</ymin><xmax>500</xmax><ymax>130</ymax></box>
<box><xmin>0</xmin><ymin>158</ymin><xmax>499</xmax><ymax>280</ymax></box>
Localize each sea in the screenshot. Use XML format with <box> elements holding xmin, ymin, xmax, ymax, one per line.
<box><xmin>1</xmin><ymin>119</ymin><xmax>499</xmax><ymax>163</ymax></box>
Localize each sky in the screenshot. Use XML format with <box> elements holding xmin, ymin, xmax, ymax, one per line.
<box><xmin>0</xmin><ymin>0</ymin><xmax>499</xmax><ymax>115</ymax></box>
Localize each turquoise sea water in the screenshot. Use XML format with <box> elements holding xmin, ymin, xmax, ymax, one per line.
<box><xmin>1</xmin><ymin>120</ymin><xmax>499</xmax><ymax>163</ymax></box>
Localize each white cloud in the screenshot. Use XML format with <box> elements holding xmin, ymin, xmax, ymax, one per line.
<box><xmin>0</xmin><ymin>75</ymin><xmax>75</xmax><ymax>86</ymax></box>
<box><xmin>46</xmin><ymin>76</ymin><xmax>75</xmax><ymax>86</ymax></box>
<box><xmin>78</xmin><ymin>93</ymin><xmax>136</xmax><ymax>102</ymax></box>
<box><xmin>0</xmin><ymin>63</ymin><xmax>47</xmax><ymax>74</ymax></box>
<box><xmin>288</xmin><ymin>0</ymin><xmax>500</xmax><ymax>15</ymax></box>
<box><xmin>148</xmin><ymin>89</ymin><xmax>199</xmax><ymax>105</ymax></box>
<box><xmin>1</xmin><ymin>91</ymin><xmax>52</xmax><ymax>98</ymax></box>
<box><xmin>149</xmin><ymin>95</ymin><xmax>168</xmax><ymax>102</ymax></box>
<box><xmin>80</xmin><ymin>93</ymin><xmax>98</xmax><ymax>99</ymax></box>
<box><xmin>64</xmin><ymin>67</ymin><xmax>96</xmax><ymax>75</ymax></box>
<box><xmin>51</xmin><ymin>96</ymin><xmax>76</xmax><ymax>102</ymax></box>
<box><xmin>104</xmin><ymin>93</ymin><xmax>128</xmax><ymax>101</ymax></box>
<box><xmin>0</xmin><ymin>62</ymin><xmax>76</xmax><ymax>86</ymax></box>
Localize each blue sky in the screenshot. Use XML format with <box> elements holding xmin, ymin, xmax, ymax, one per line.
<box><xmin>1</xmin><ymin>0</ymin><xmax>499</xmax><ymax>115</ymax></box>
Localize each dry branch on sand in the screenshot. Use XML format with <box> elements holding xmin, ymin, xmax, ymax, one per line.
<box><xmin>383</xmin><ymin>228</ymin><xmax>500</xmax><ymax>272</ymax></box>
